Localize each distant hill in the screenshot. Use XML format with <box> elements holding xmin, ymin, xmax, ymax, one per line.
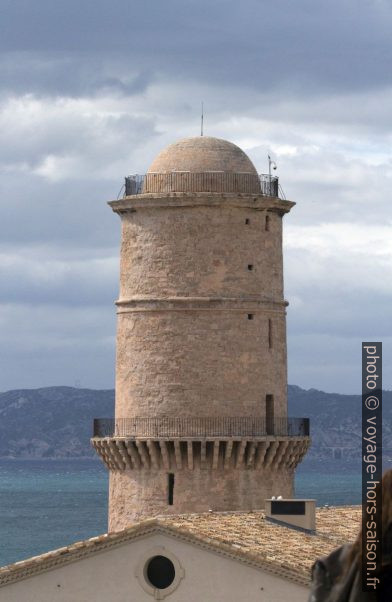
<box><xmin>0</xmin><ymin>385</ymin><xmax>390</xmax><ymax>463</ymax></box>
<box><xmin>288</xmin><ymin>385</ymin><xmax>391</xmax><ymax>464</ymax></box>
<box><xmin>0</xmin><ymin>387</ymin><xmax>113</xmax><ymax>459</ymax></box>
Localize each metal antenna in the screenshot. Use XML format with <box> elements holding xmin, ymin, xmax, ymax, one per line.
<box><xmin>268</xmin><ymin>154</ymin><xmax>277</xmax><ymax>177</ymax></box>
<box><xmin>201</xmin><ymin>102</ymin><xmax>204</xmax><ymax>136</ymax></box>
<box><xmin>268</xmin><ymin>154</ymin><xmax>277</xmax><ymax>195</ymax></box>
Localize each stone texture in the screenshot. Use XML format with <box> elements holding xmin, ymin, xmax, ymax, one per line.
<box><xmin>109</xmin><ymin>467</ymin><xmax>294</xmax><ymax>531</ymax></box>
<box><xmin>147</xmin><ymin>136</ymin><xmax>258</xmax><ymax>176</ymax></box>
<box><xmin>118</xmin><ymin>203</ymin><xmax>283</xmax><ymax>299</ymax></box>
<box><xmin>114</xmin><ymin>198</ymin><xmax>289</xmax><ymax>421</ymax></box>
<box><xmin>115</xmin><ymin>310</ymin><xmax>288</xmax><ymax>419</ymax></box>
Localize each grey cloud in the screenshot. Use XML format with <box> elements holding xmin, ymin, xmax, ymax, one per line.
<box><xmin>287</xmin><ymin>288</ymin><xmax>392</xmax><ymax>338</ymax></box>
<box><xmin>0</xmin><ymin>249</ymin><xmax>118</xmax><ymax>306</ymax></box>
<box><xmin>94</xmin><ymin>73</ymin><xmax>153</xmax><ymax>96</ymax></box>
<box><xmin>0</xmin><ymin>108</ymin><xmax>156</xmax><ymax>171</ymax></box>
<box><xmin>246</xmin><ymin>142</ymin><xmax>392</xmax><ymax>226</ymax></box>
<box><xmin>0</xmin><ymin>303</ymin><xmax>115</xmax><ymax>390</ymax></box>
<box><xmin>0</xmin><ymin>105</ymin><xmax>160</xmax><ymax>249</ymax></box>
<box><xmin>0</xmin><ymin>173</ymin><xmax>119</xmax><ymax>248</ymax></box>
<box><xmin>0</xmin><ymin>1</ymin><xmax>391</xmax><ymax>97</ymax></box>
<box><xmin>0</xmin><ymin>53</ymin><xmax>153</xmax><ymax>98</ymax></box>
<box><xmin>288</xmin><ymin>333</ymin><xmax>392</xmax><ymax>395</ymax></box>
<box><xmin>287</xmin><ymin>333</ymin><xmax>361</xmax><ymax>395</ymax></box>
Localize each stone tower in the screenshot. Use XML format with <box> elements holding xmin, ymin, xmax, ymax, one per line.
<box><xmin>92</xmin><ymin>136</ymin><xmax>310</xmax><ymax>532</ymax></box>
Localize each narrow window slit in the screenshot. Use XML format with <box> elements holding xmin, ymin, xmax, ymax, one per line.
<box><xmin>168</xmin><ymin>473</ymin><xmax>174</xmax><ymax>505</ymax></box>
<box><xmin>268</xmin><ymin>318</ymin><xmax>273</xmax><ymax>348</ymax></box>
<box><xmin>266</xmin><ymin>394</ymin><xmax>274</xmax><ymax>435</ymax></box>
<box><xmin>245</xmin><ymin>218</ymin><xmax>250</xmax><ymax>225</ymax></box>
<box><xmin>248</xmin><ymin>264</ymin><xmax>253</xmax><ymax>271</ymax></box>
<box><xmin>265</xmin><ymin>215</ymin><xmax>270</xmax><ymax>231</ymax></box>
<box><xmin>248</xmin><ymin>314</ymin><xmax>254</xmax><ymax>320</ymax></box>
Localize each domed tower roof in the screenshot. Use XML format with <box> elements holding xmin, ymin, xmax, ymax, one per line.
<box><xmin>148</xmin><ymin>136</ymin><xmax>258</xmax><ymax>174</ymax></box>
<box><xmin>144</xmin><ymin>136</ymin><xmax>260</xmax><ymax>194</ymax></box>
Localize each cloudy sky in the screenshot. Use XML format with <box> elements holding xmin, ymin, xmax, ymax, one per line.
<box><xmin>0</xmin><ymin>0</ymin><xmax>391</xmax><ymax>394</ymax></box>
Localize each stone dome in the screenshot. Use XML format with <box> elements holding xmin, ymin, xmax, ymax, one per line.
<box><xmin>148</xmin><ymin>136</ymin><xmax>258</xmax><ymax>175</ymax></box>
<box><xmin>144</xmin><ymin>136</ymin><xmax>260</xmax><ymax>194</ymax></box>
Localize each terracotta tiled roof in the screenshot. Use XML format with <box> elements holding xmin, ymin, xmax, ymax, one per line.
<box><xmin>0</xmin><ymin>506</ymin><xmax>361</xmax><ymax>588</ymax></box>
<box><xmin>162</xmin><ymin>506</ymin><xmax>361</xmax><ymax>580</ymax></box>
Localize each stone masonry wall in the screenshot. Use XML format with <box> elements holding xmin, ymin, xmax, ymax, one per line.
<box><xmin>109</xmin><ymin>466</ymin><xmax>294</xmax><ymax>530</ymax></box>
<box><xmin>119</xmin><ymin>205</ymin><xmax>283</xmax><ymax>299</ymax></box>
<box><xmin>115</xmin><ymin>202</ymin><xmax>288</xmax><ymax>419</ymax></box>
<box><xmin>115</xmin><ymin>309</ymin><xmax>287</xmax><ymax>418</ymax></box>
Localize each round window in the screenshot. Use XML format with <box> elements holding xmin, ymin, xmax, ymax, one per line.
<box><xmin>136</xmin><ymin>547</ymin><xmax>184</xmax><ymax>598</ymax></box>
<box><xmin>146</xmin><ymin>555</ymin><xmax>175</xmax><ymax>590</ymax></box>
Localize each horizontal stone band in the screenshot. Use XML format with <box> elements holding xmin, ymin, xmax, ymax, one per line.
<box><xmin>109</xmin><ymin>193</ymin><xmax>295</xmax><ymax>214</ymax></box>
<box><xmin>115</xmin><ymin>296</ymin><xmax>289</xmax><ymax>313</ymax></box>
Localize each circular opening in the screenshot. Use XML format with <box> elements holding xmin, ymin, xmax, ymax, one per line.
<box><xmin>146</xmin><ymin>555</ymin><xmax>175</xmax><ymax>590</ymax></box>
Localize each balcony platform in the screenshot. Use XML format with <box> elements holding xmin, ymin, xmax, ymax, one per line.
<box><xmin>122</xmin><ymin>172</ymin><xmax>284</xmax><ymax>198</ymax></box>
<box><xmin>91</xmin><ymin>417</ymin><xmax>310</xmax><ymax>472</ymax></box>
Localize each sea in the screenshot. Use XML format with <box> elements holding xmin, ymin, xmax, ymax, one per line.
<box><xmin>0</xmin><ymin>459</ymin><xmax>362</xmax><ymax>568</ymax></box>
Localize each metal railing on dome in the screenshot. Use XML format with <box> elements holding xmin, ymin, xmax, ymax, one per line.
<box><xmin>92</xmin><ymin>416</ymin><xmax>309</xmax><ymax>438</ymax></box>
<box><xmin>121</xmin><ymin>172</ymin><xmax>284</xmax><ymax>198</ymax></box>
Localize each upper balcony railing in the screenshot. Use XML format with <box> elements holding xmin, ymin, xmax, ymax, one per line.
<box><xmin>121</xmin><ymin>172</ymin><xmax>285</xmax><ymax>199</ymax></box>
<box><xmin>93</xmin><ymin>416</ymin><xmax>309</xmax><ymax>438</ymax></box>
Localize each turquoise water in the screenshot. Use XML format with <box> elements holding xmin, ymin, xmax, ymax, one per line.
<box><xmin>0</xmin><ymin>460</ymin><xmax>108</xmax><ymax>567</ymax></box>
<box><xmin>295</xmin><ymin>460</ymin><xmax>361</xmax><ymax>505</ymax></box>
<box><xmin>0</xmin><ymin>459</ymin><xmax>361</xmax><ymax>568</ymax></box>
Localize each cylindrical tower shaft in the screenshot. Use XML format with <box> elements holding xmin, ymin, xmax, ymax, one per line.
<box><xmin>115</xmin><ymin>197</ymin><xmax>289</xmax><ymax>419</ymax></box>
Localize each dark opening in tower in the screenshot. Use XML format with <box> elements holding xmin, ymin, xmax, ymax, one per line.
<box><xmin>265</xmin><ymin>214</ymin><xmax>270</xmax><ymax>231</ymax></box>
<box><xmin>168</xmin><ymin>473</ymin><xmax>175</xmax><ymax>505</ymax></box>
<box><xmin>268</xmin><ymin>318</ymin><xmax>273</xmax><ymax>349</ymax></box>
<box><xmin>266</xmin><ymin>394</ymin><xmax>274</xmax><ymax>435</ymax></box>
